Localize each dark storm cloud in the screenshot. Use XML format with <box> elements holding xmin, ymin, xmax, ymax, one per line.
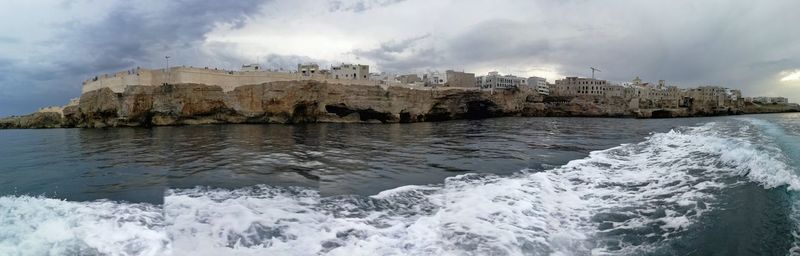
<box><xmin>0</xmin><ymin>0</ymin><xmax>269</xmax><ymax>116</ymax></box>
<box><xmin>357</xmin><ymin>1</ymin><xmax>800</xmax><ymax>97</ymax></box>
<box><xmin>3</xmin><ymin>0</ymin><xmax>799</xmax><ymax>116</ymax></box>
<box><xmin>447</xmin><ymin>20</ymin><xmax>554</xmax><ymax>64</ymax></box>
<box><xmin>61</xmin><ymin>0</ymin><xmax>268</xmax><ymax>73</ymax></box>
<box><xmin>203</xmin><ymin>42</ymin><xmax>317</xmax><ymax>71</ymax></box>
<box><xmin>351</xmin><ymin>34</ymin><xmax>437</xmax><ymax>72</ymax></box>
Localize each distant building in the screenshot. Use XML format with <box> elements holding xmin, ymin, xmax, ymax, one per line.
<box><xmin>527</xmin><ymin>76</ymin><xmax>549</xmax><ymax>95</ymax></box>
<box><xmin>685</xmin><ymin>86</ymin><xmax>729</xmax><ymax>107</ymax></box>
<box><xmin>729</xmin><ymin>90</ymin><xmax>742</xmax><ymax>101</ymax></box>
<box><xmin>445</xmin><ymin>70</ymin><xmax>476</xmax><ymax>88</ymax></box>
<box><xmin>423</xmin><ymin>71</ymin><xmax>447</xmax><ymax>86</ymax></box>
<box><xmin>397</xmin><ymin>74</ymin><xmax>422</xmax><ymax>84</ymax></box>
<box><xmin>476</xmin><ymin>71</ymin><xmax>527</xmax><ymax>89</ymax></box>
<box><xmin>369</xmin><ymin>72</ymin><xmax>397</xmax><ymax>83</ymax></box>
<box><xmin>552</xmin><ymin>77</ymin><xmax>622</xmax><ymax>97</ymax></box>
<box><xmin>241</xmin><ymin>64</ymin><xmax>261</xmax><ymax>71</ymax></box>
<box><xmin>331</xmin><ymin>63</ymin><xmax>369</xmax><ymax>80</ymax></box>
<box><xmin>297</xmin><ymin>63</ymin><xmax>320</xmax><ymax>76</ymax></box>
<box><xmin>752</xmin><ymin>96</ymin><xmax>789</xmax><ymax>104</ymax></box>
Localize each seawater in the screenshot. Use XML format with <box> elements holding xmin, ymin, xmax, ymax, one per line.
<box><xmin>1</xmin><ymin>114</ymin><xmax>799</xmax><ymax>255</ymax></box>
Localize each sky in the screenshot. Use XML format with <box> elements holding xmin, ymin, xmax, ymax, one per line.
<box><xmin>1</xmin><ymin>0</ymin><xmax>799</xmax><ymax>116</ymax></box>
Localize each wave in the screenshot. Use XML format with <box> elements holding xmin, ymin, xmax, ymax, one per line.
<box><xmin>164</xmin><ymin>121</ymin><xmax>797</xmax><ymax>255</ymax></box>
<box><xmin>0</xmin><ymin>196</ymin><xmax>169</xmax><ymax>256</ymax></box>
<box><xmin>4</xmin><ymin>120</ymin><xmax>797</xmax><ymax>255</ymax></box>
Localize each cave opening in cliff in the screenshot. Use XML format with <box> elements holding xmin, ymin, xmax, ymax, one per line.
<box><xmin>424</xmin><ymin>107</ymin><xmax>452</xmax><ymax>122</ymax></box>
<box><xmin>651</xmin><ymin>109</ymin><xmax>673</xmax><ymax>118</ymax></box>
<box><xmin>464</xmin><ymin>100</ymin><xmax>498</xmax><ymax>119</ymax></box>
<box><xmin>356</xmin><ymin>108</ymin><xmax>392</xmax><ymax>123</ymax></box>
<box><xmin>291</xmin><ymin>101</ymin><xmax>319</xmax><ymax>123</ymax></box>
<box><xmin>399</xmin><ymin>111</ymin><xmax>412</xmax><ymax>123</ymax></box>
<box><xmin>325</xmin><ymin>104</ymin><xmax>355</xmax><ymax>117</ymax></box>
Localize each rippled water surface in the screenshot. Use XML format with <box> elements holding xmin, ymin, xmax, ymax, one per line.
<box><xmin>1</xmin><ymin>114</ymin><xmax>799</xmax><ymax>255</ymax></box>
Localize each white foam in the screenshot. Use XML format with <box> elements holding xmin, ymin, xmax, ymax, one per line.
<box><xmin>163</xmin><ymin>121</ymin><xmax>798</xmax><ymax>255</ymax></box>
<box><xmin>733</xmin><ymin>117</ymin><xmax>800</xmax><ymax>190</ymax></box>
<box><xmin>7</xmin><ymin>119</ymin><xmax>792</xmax><ymax>255</ymax></box>
<box><xmin>0</xmin><ymin>196</ymin><xmax>169</xmax><ymax>256</ymax></box>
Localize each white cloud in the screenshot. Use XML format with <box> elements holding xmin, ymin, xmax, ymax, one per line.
<box><xmin>780</xmin><ymin>69</ymin><xmax>800</xmax><ymax>82</ymax></box>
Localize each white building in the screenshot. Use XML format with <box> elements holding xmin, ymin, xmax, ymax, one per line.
<box><xmin>751</xmin><ymin>96</ymin><xmax>789</xmax><ymax>104</ymax></box>
<box><xmin>423</xmin><ymin>71</ymin><xmax>447</xmax><ymax>86</ymax></box>
<box><xmin>476</xmin><ymin>71</ymin><xmax>527</xmax><ymax>89</ymax></box>
<box><xmin>527</xmin><ymin>76</ymin><xmax>549</xmax><ymax>95</ymax></box>
<box><xmin>297</xmin><ymin>63</ymin><xmax>320</xmax><ymax>76</ymax></box>
<box><xmin>241</xmin><ymin>64</ymin><xmax>261</xmax><ymax>71</ymax></box>
<box><xmin>331</xmin><ymin>63</ymin><xmax>369</xmax><ymax>80</ymax></box>
<box><xmin>369</xmin><ymin>72</ymin><xmax>398</xmax><ymax>82</ymax></box>
<box><xmin>552</xmin><ymin>77</ymin><xmax>624</xmax><ymax>97</ymax></box>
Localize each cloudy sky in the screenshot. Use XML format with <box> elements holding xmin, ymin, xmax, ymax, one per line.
<box><xmin>1</xmin><ymin>0</ymin><xmax>799</xmax><ymax>116</ymax></box>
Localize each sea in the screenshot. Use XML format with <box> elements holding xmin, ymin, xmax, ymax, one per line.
<box><xmin>0</xmin><ymin>113</ymin><xmax>798</xmax><ymax>256</ymax></box>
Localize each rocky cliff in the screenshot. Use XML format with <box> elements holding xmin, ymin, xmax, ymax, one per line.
<box><xmin>0</xmin><ymin>112</ymin><xmax>64</xmax><ymax>129</ymax></box>
<box><xmin>2</xmin><ymin>81</ymin><xmax>796</xmax><ymax>129</ymax></box>
<box><xmin>66</xmin><ymin>81</ymin><xmax>536</xmax><ymax>128</ymax></box>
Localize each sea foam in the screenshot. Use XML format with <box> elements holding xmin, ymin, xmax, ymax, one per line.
<box><xmin>164</xmin><ymin>121</ymin><xmax>795</xmax><ymax>255</ymax></box>
<box><xmin>0</xmin><ymin>196</ymin><xmax>169</xmax><ymax>256</ymax></box>
<box><xmin>4</xmin><ymin>120</ymin><xmax>796</xmax><ymax>255</ymax></box>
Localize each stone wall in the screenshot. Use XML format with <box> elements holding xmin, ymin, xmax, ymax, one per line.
<box><xmin>82</xmin><ymin>67</ymin><xmax>387</xmax><ymax>94</ymax></box>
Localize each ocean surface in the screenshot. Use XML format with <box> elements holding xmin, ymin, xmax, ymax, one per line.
<box><xmin>1</xmin><ymin>113</ymin><xmax>799</xmax><ymax>255</ymax></box>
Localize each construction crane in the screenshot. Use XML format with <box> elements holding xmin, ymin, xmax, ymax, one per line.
<box><xmin>590</xmin><ymin>67</ymin><xmax>601</xmax><ymax>79</ymax></box>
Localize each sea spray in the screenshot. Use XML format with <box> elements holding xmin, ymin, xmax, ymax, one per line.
<box><xmin>0</xmin><ymin>196</ymin><xmax>169</xmax><ymax>256</ymax></box>
<box><xmin>164</xmin><ymin>121</ymin><xmax>795</xmax><ymax>255</ymax></box>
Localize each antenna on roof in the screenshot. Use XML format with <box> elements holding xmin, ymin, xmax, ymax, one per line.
<box><xmin>590</xmin><ymin>67</ymin><xmax>601</xmax><ymax>79</ymax></box>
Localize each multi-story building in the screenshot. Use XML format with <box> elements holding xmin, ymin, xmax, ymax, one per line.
<box><xmin>241</xmin><ymin>64</ymin><xmax>261</xmax><ymax>71</ymax></box>
<box><xmin>552</xmin><ymin>77</ymin><xmax>622</xmax><ymax>97</ymax></box>
<box><xmin>445</xmin><ymin>70</ymin><xmax>476</xmax><ymax>88</ymax></box>
<box><xmin>423</xmin><ymin>71</ymin><xmax>447</xmax><ymax>86</ymax></box>
<box><xmin>476</xmin><ymin>71</ymin><xmax>527</xmax><ymax>89</ymax></box>
<box><xmin>368</xmin><ymin>72</ymin><xmax>398</xmax><ymax>83</ymax></box>
<box><xmin>527</xmin><ymin>76</ymin><xmax>549</xmax><ymax>95</ymax></box>
<box><xmin>297</xmin><ymin>63</ymin><xmax>320</xmax><ymax>76</ymax></box>
<box><xmin>685</xmin><ymin>86</ymin><xmax>729</xmax><ymax>107</ymax></box>
<box><xmin>397</xmin><ymin>74</ymin><xmax>422</xmax><ymax>84</ymax></box>
<box><xmin>331</xmin><ymin>63</ymin><xmax>369</xmax><ymax>80</ymax></box>
<box><xmin>729</xmin><ymin>90</ymin><xmax>742</xmax><ymax>101</ymax></box>
<box><xmin>751</xmin><ymin>96</ymin><xmax>789</xmax><ymax>104</ymax></box>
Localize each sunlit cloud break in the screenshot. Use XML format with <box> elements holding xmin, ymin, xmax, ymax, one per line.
<box><xmin>780</xmin><ymin>69</ymin><xmax>800</xmax><ymax>82</ymax></box>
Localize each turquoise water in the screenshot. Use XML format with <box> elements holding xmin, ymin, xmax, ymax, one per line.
<box><xmin>0</xmin><ymin>114</ymin><xmax>798</xmax><ymax>255</ymax></box>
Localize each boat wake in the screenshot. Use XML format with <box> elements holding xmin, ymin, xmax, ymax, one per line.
<box><xmin>2</xmin><ymin>120</ymin><xmax>798</xmax><ymax>255</ymax></box>
<box><xmin>165</xmin><ymin>121</ymin><xmax>799</xmax><ymax>255</ymax></box>
<box><xmin>0</xmin><ymin>196</ymin><xmax>169</xmax><ymax>256</ymax></box>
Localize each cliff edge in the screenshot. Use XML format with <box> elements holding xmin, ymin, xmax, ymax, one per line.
<box><xmin>67</xmin><ymin>81</ymin><xmax>535</xmax><ymax>128</ymax></box>
<box><xmin>2</xmin><ymin>81</ymin><xmax>797</xmax><ymax>129</ymax></box>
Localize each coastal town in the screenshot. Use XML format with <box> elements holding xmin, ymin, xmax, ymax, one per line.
<box><xmin>74</xmin><ymin>61</ymin><xmax>794</xmax><ymax>111</ymax></box>
<box><xmin>4</xmin><ymin>61</ymin><xmax>798</xmax><ymax>129</ymax></box>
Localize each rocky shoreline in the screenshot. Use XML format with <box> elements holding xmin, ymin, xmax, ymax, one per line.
<box><xmin>2</xmin><ymin>81</ymin><xmax>798</xmax><ymax>129</ymax></box>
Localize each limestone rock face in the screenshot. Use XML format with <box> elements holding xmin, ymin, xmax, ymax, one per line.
<box><xmin>0</xmin><ymin>112</ymin><xmax>64</xmax><ymax>129</ymax></box>
<box><xmin>521</xmin><ymin>96</ymin><xmax>630</xmax><ymax>117</ymax></box>
<box><xmin>8</xmin><ymin>80</ymin><xmax>795</xmax><ymax>129</ymax></box>
<box><xmin>64</xmin><ymin>81</ymin><xmax>544</xmax><ymax>127</ymax></box>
